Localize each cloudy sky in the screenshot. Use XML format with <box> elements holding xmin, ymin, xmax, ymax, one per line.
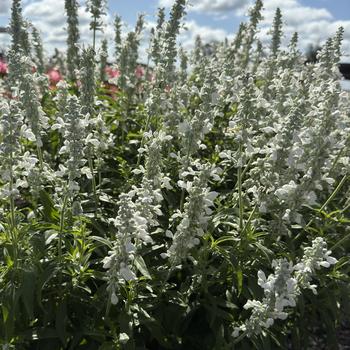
<box><xmin>0</xmin><ymin>0</ymin><xmax>349</xmax><ymax>60</ymax></box>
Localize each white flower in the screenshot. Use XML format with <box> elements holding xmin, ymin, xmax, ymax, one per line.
<box><xmin>120</xmin><ymin>264</ymin><xmax>137</xmax><ymax>281</ymax></box>
<box><xmin>274</xmin><ymin>181</ymin><xmax>297</xmax><ymax>200</ymax></box>
<box><xmin>234</xmin><ymin>238</ymin><xmax>337</xmax><ymax>337</ymax></box>
<box><xmin>111</xmin><ymin>292</ymin><xmax>119</xmax><ymax>305</ymax></box>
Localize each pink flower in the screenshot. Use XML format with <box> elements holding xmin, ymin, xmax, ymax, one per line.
<box><xmin>0</xmin><ymin>60</ymin><xmax>8</xmax><ymax>75</ymax></box>
<box><xmin>105</xmin><ymin>66</ymin><xmax>120</xmax><ymax>79</ymax></box>
<box><xmin>47</xmin><ymin>69</ymin><xmax>62</xmax><ymax>85</ymax></box>
<box><xmin>135</xmin><ymin>65</ymin><xmax>144</xmax><ymax>79</ymax></box>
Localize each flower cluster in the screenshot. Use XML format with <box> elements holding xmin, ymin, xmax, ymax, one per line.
<box><xmin>65</xmin><ymin>0</ymin><xmax>80</xmax><ymax>81</ymax></box>
<box><xmin>13</xmin><ymin>54</ymin><xmax>49</xmax><ymax>148</ymax></box>
<box><xmin>103</xmin><ymin>193</ymin><xmax>139</xmax><ymax>305</ymax></box>
<box><xmin>233</xmin><ymin>237</ymin><xmax>337</xmax><ymax>338</ymax></box>
<box><xmin>166</xmin><ymin>164</ymin><xmax>220</xmax><ymax>265</ymax></box>
<box><xmin>52</xmin><ymin>95</ymin><xmax>89</xmax><ymax>194</ymax></box>
<box><xmin>79</xmin><ymin>47</ymin><xmax>96</xmax><ymax>116</ymax></box>
<box><xmin>0</xmin><ymin>99</ymin><xmax>39</xmax><ymax>200</ymax></box>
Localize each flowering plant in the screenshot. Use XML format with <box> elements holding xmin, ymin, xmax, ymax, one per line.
<box><xmin>0</xmin><ymin>1</ymin><xmax>349</xmax><ymax>349</ymax></box>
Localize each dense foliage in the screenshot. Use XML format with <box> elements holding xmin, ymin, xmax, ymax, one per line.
<box><xmin>0</xmin><ymin>0</ymin><xmax>349</xmax><ymax>349</ymax></box>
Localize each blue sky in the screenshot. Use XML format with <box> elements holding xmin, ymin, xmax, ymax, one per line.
<box><xmin>108</xmin><ymin>0</ymin><xmax>350</xmax><ymax>29</ymax></box>
<box><xmin>0</xmin><ymin>0</ymin><xmax>349</xmax><ymax>58</ymax></box>
<box><xmin>300</xmin><ymin>0</ymin><xmax>349</xmax><ymax>21</ymax></box>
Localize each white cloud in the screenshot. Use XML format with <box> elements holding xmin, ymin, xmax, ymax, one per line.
<box><xmin>0</xmin><ymin>0</ymin><xmax>9</xmax><ymax>14</ymax></box>
<box><xmin>188</xmin><ymin>0</ymin><xmax>248</xmax><ymax>14</ymax></box>
<box><xmin>160</xmin><ymin>0</ymin><xmax>250</xmax><ymax>15</ymax></box>
<box><xmin>180</xmin><ymin>20</ymin><xmax>229</xmax><ymax>50</ymax></box>
<box><xmin>261</xmin><ymin>0</ymin><xmax>333</xmax><ymax>25</ymax></box>
<box><xmin>21</xmin><ymin>0</ymin><xmax>114</xmax><ymax>54</ymax></box>
<box><xmin>257</xmin><ymin>0</ymin><xmax>350</xmax><ymax>55</ymax></box>
<box><xmin>158</xmin><ymin>0</ymin><xmax>349</xmax><ymax>55</ymax></box>
<box><xmin>22</xmin><ymin>0</ymin><xmax>73</xmax><ymax>52</ymax></box>
<box><xmin>1</xmin><ymin>0</ymin><xmax>349</xmax><ymax>59</ymax></box>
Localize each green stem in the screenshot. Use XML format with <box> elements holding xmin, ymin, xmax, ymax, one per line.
<box><xmin>331</xmin><ymin>231</ymin><xmax>350</xmax><ymax>251</ymax></box>
<box><xmin>180</xmin><ymin>137</ymin><xmax>193</xmax><ymax>212</ymax></box>
<box><xmin>238</xmin><ymin>143</ymin><xmax>244</xmax><ymax>232</ymax></box>
<box><xmin>233</xmin><ymin>330</ymin><xmax>249</xmax><ymax>345</ymax></box>
<box><xmin>9</xmin><ymin>183</ymin><xmax>16</xmax><ymax>234</ymax></box>
<box><xmin>9</xmin><ymin>185</ymin><xmax>18</xmax><ymax>273</ymax></box>
<box><xmin>88</xmin><ymin>157</ymin><xmax>99</xmax><ymax>215</ymax></box>
<box><xmin>329</xmin><ymin>147</ymin><xmax>344</xmax><ymax>175</ymax></box>
<box><xmin>305</xmin><ymin>174</ymin><xmax>348</xmax><ymax>229</ymax></box>
<box><xmin>92</xmin><ymin>17</ymin><xmax>97</xmax><ymax>52</ymax></box>
<box><xmin>319</xmin><ymin>175</ymin><xmax>348</xmax><ymax>213</ymax></box>
<box><xmin>37</xmin><ymin>143</ymin><xmax>44</xmax><ymax>171</ymax></box>
<box><xmin>341</xmin><ymin>201</ymin><xmax>350</xmax><ymax>214</ymax></box>
<box><xmin>242</xmin><ymin>205</ymin><xmax>257</xmax><ymax>235</ymax></box>
<box><xmin>136</xmin><ymin>114</ymin><xmax>151</xmax><ymax>167</ymax></box>
<box><xmin>58</xmin><ymin>194</ymin><xmax>68</xmax><ymax>266</ymax></box>
<box><xmin>179</xmin><ymin>189</ymin><xmax>186</xmax><ymax>213</ymax></box>
<box><xmin>8</xmin><ymin>132</ymin><xmax>18</xmax><ymax>273</ymax></box>
<box><xmin>8</xmin><ymin>120</ymin><xmax>16</xmax><ymax>233</ymax></box>
<box><xmin>98</xmin><ymin>170</ymin><xmax>102</xmax><ymax>195</ymax></box>
<box><xmin>329</xmin><ymin>134</ymin><xmax>350</xmax><ymax>175</ymax></box>
<box><xmin>232</xmin><ymin>157</ymin><xmax>253</xmax><ymax>193</ymax></box>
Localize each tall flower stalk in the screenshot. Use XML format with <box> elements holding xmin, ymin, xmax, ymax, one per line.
<box><xmin>65</xmin><ymin>0</ymin><xmax>80</xmax><ymax>81</ymax></box>
<box><xmin>31</xmin><ymin>26</ymin><xmax>45</xmax><ymax>74</ymax></box>
<box><xmin>0</xmin><ymin>100</ymin><xmax>23</xmax><ymax>230</ymax></box>
<box><xmin>80</xmin><ymin>47</ymin><xmax>96</xmax><ymax>116</ymax></box>
<box><xmin>10</xmin><ymin>0</ymin><xmax>30</xmax><ymax>55</ymax></box>
<box><xmin>270</xmin><ymin>8</ymin><xmax>283</xmax><ymax>57</ymax></box>
<box><xmin>99</xmin><ymin>38</ymin><xmax>108</xmax><ymax>82</ymax></box>
<box><xmin>9</xmin><ymin>53</ymin><xmax>49</xmax><ymax>166</ymax></box>
<box><xmin>239</xmin><ymin>0</ymin><xmax>263</xmax><ymax>69</ymax></box>
<box><xmin>86</xmin><ymin>0</ymin><xmax>107</xmax><ymax>51</ymax></box>
<box><xmin>114</xmin><ymin>14</ymin><xmax>122</xmax><ymax>62</ymax></box>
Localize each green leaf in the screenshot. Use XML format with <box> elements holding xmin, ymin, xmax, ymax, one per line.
<box><xmin>236</xmin><ymin>267</ymin><xmax>243</xmax><ymax>296</ymax></box>
<box><xmin>36</xmin><ymin>265</ymin><xmax>56</xmax><ymax>310</ymax></box>
<box><xmin>39</xmin><ymin>189</ymin><xmax>60</xmax><ymax>223</ymax></box>
<box><xmin>20</xmin><ymin>269</ymin><xmax>36</xmax><ymax>319</ymax></box>
<box><xmin>134</xmin><ymin>256</ymin><xmax>151</xmax><ymax>279</ymax></box>
<box><xmin>90</xmin><ymin>235</ymin><xmax>113</xmax><ymax>249</ymax></box>
<box><xmin>1</xmin><ymin>305</ymin><xmax>9</xmax><ymax>323</ymax></box>
<box><xmin>213</xmin><ymin>235</ymin><xmax>238</xmax><ymax>247</ymax></box>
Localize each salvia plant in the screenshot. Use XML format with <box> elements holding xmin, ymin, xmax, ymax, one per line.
<box><xmin>99</xmin><ymin>38</ymin><xmax>108</xmax><ymax>82</ymax></box>
<box><xmin>0</xmin><ymin>0</ymin><xmax>349</xmax><ymax>349</ymax></box>
<box><xmin>114</xmin><ymin>14</ymin><xmax>122</xmax><ymax>62</ymax></box>
<box><xmin>65</xmin><ymin>0</ymin><xmax>80</xmax><ymax>81</ymax></box>
<box><xmin>31</xmin><ymin>26</ymin><xmax>45</xmax><ymax>74</ymax></box>
<box><xmin>9</xmin><ymin>0</ymin><xmax>30</xmax><ymax>55</ymax></box>
<box><xmin>86</xmin><ymin>0</ymin><xmax>107</xmax><ymax>50</ymax></box>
